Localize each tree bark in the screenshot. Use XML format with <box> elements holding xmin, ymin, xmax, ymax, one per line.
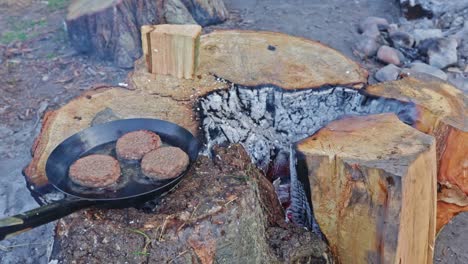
<box><xmin>295</xmin><ymin>113</ymin><xmax>437</xmax><ymax>264</ymax></box>
<box><xmin>65</xmin><ymin>0</ymin><xmax>227</xmax><ymax>68</ymax></box>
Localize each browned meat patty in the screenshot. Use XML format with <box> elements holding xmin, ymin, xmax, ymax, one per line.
<box><xmin>69</xmin><ymin>154</ymin><xmax>121</xmax><ymax>188</ymax></box>
<box><xmin>141</xmin><ymin>147</ymin><xmax>189</xmax><ymax>179</ymax></box>
<box><xmin>116</xmin><ymin>130</ymin><xmax>161</xmax><ymax>160</ymax></box>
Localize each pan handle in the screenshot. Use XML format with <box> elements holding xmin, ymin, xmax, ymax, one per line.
<box><xmin>0</xmin><ymin>198</ymin><xmax>95</xmax><ymax>241</ymax></box>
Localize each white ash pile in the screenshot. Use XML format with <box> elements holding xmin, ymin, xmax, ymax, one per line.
<box><xmin>354</xmin><ymin>4</ymin><xmax>468</xmax><ymax>93</ymax></box>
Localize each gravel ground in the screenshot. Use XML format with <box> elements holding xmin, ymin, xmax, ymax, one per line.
<box><xmin>0</xmin><ymin>0</ymin><xmax>466</xmax><ymax>263</ymax></box>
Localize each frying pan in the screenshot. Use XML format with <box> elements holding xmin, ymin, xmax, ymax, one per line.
<box><xmin>0</xmin><ymin>118</ymin><xmax>199</xmax><ymax>241</ymax></box>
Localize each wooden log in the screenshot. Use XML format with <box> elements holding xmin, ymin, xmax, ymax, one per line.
<box><xmin>66</xmin><ymin>0</ymin><xmax>227</xmax><ymax>68</ymax></box>
<box><xmin>51</xmin><ymin>145</ymin><xmax>331</xmax><ymax>263</ymax></box>
<box><xmin>147</xmin><ymin>24</ymin><xmax>202</xmax><ymax>79</ymax></box>
<box><xmin>365</xmin><ymin>76</ymin><xmax>467</xmax><ymax>232</ymax></box>
<box><xmin>25</xmin><ymin>30</ymin><xmax>368</xmax><ymax>187</ymax></box>
<box><xmin>295</xmin><ymin>113</ymin><xmax>437</xmax><ymax>264</ymax></box>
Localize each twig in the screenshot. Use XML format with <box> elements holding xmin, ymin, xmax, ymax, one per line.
<box><xmin>167</xmin><ymin>250</ymin><xmax>189</xmax><ymax>263</ymax></box>
<box><xmin>224</xmin><ymin>197</ymin><xmax>238</xmax><ymax>207</ymax></box>
<box><xmin>128</xmin><ymin>228</ymin><xmax>152</xmax><ymax>255</ymax></box>
<box><xmin>159</xmin><ymin>216</ymin><xmax>171</xmax><ymax>241</ymax></box>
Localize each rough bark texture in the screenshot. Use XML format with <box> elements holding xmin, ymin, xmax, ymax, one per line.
<box><xmin>365</xmin><ymin>76</ymin><xmax>468</xmax><ymax>232</ymax></box>
<box><xmin>65</xmin><ymin>0</ymin><xmax>227</xmax><ymax>68</ymax></box>
<box><xmin>296</xmin><ymin>114</ymin><xmax>437</xmax><ymax>264</ymax></box>
<box><xmin>50</xmin><ymin>145</ymin><xmax>331</xmax><ymax>264</ymax></box>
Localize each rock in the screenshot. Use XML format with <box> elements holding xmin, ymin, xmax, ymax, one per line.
<box><xmin>377</xmin><ymin>45</ymin><xmax>405</xmax><ymax>65</ymax></box>
<box><xmin>417</xmin><ymin>38</ymin><xmax>439</xmax><ymax>56</ymax></box>
<box><xmin>358</xmin><ymin>16</ymin><xmax>389</xmax><ymax>33</ymax></box>
<box><xmin>438</xmin><ymin>12</ymin><xmax>455</xmax><ymax>29</ymax></box>
<box><xmin>362</xmin><ymin>25</ymin><xmax>381</xmax><ymax>38</ymax></box>
<box><xmin>354</xmin><ymin>36</ymin><xmax>381</xmax><ymax>57</ymax></box>
<box><xmin>400</xmin><ymin>0</ymin><xmax>468</xmax><ymax>17</ymax></box>
<box><xmin>428</xmin><ymin>38</ymin><xmax>458</xmax><ymax>69</ymax></box>
<box><xmin>374</xmin><ymin>64</ymin><xmax>401</xmax><ymax>82</ymax></box>
<box><xmin>390</xmin><ymin>31</ymin><xmax>415</xmax><ymax>49</ymax></box>
<box><xmin>451</xmin><ymin>16</ymin><xmax>465</xmax><ymax>29</ymax></box>
<box><xmin>409</xmin><ymin>62</ymin><xmax>448</xmax><ymax>80</ymax></box>
<box><xmin>448</xmin><ymin>72</ymin><xmax>468</xmax><ymax>93</ymax></box>
<box><xmin>413</xmin><ymin>29</ymin><xmax>443</xmax><ymax>44</ymax></box>
<box><xmin>388</xmin><ymin>23</ymin><xmax>399</xmax><ymax>34</ymax></box>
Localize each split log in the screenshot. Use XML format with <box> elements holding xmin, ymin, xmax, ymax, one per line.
<box><xmin>365</xmin><ymin>76</ymin><xmax>468</xmax><ymax>232</ymax></box>
<box><xmin>25</xmin><ymin>30</ymin><xmax>368</xmax><ymax>187</ymax></box>
<box><xmin>51</xmin><ymin>145</ymin><xmax>331</xmax><ymax>263</ymax></box>
<box><xmin>66</xmin><ymin>0</ymin><xmax>227</xmax><ymax>68</ymax></box>
<box><xmin>146</xmin><ymin>24</ymin><xmax>202</xmax><ymax>79</ymax></box>
<box><xmin>295</xmin><ymin>113</ymin><xmax>437</xmax><ymax>264</ymax></box>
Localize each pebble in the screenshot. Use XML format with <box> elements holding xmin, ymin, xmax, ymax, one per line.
<box><xmin>42</xmin><ymin>75</ymin><xmax>49</xmax><ymax>82</ymax></box>
<box><xmin>409</xmin><ymin>62</ymin><xmax>448</xmax><ymax>80</ymax></box>
<box><xmin>413</xmin><ymin>29</ymin><xmax>443</xmax><ymax>44</ymax></box>
<box><xmin>377</xmin><ymin>45</ymin><xmax>405</xmax><ymax>65</ymax></box>
<box><xmin>428</xmin><ymin>37</ymin><xmax>458</xmax><ymax>69</ymax></box>
<box><xmin>448</xmin><ymin>72</ymin><xmax>468</xmax><ymax>93</ymax></box>
<box><xmin>354</xmin><ymin>36</ymin><xmax>380</xmax><ymax>57</ymax></box>
<box><xmin>390</xmin><ymin>31</ymin><xmax>415</xmax><ymax>49</ymax></box>
<box><xmin>375</xmin><ymin>64</ymin><xmax>401</xmax><ymax>82</ymax></box>
<box><xmin>358</xmin><ymin>17</ymin><xmax>389</xmax><ymax>33</ymax></box>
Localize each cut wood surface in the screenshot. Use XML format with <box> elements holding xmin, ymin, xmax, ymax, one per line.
<box><xmin>365</xmin><ymin>76</ymin><xmax>468</xmax><ymax>232</ymax></box>
<box><xmin>25</xmin><ymin>30</ymin><xmax>368</xmax><ymax>187</ymax></box>
<box><xmin>146</xmin><ymin>24</ymin><xmax>202</xmax><ymax>79</ymax></box>
<box><xmin>295</xmin><ymin>113</ymin><xmax>437</xmax><ymax>264</ymax></box>
<box><xmin>66</xmin><ymin>0</ymin><xmax>227</xmax><ymax>68</ymax></box>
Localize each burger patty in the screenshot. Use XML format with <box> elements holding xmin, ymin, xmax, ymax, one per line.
<box><xmin>141</xmin><ymin>147</ymin><xmax>190</xmax><ymax>179</ymax></box>
<box><xmin>69</xmin><ymin>154</ymin><xmax>121</xmax><ymax>188</ymax></box>
<box><xmin>116</xmin><ymin>130</ymin><xmax>161</xmax><ymax>160</ymax></box>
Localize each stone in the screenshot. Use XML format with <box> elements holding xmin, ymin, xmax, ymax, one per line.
<box><xmin>390</xmin><ymin>31</ymin><xmax>415</xmax><ymax>49</ymax></box>
<box><xmin>409</xmin><ymin>62</ymin><xmax>448</xmax><ymax>80</ymax></box>
<box><xmin>413</xmin><ymin>29</ymin><xmax>443</xmax><ymax>44</ymax></box>
<box><xmin>362</xmin><ymin>25</ymin><xmax>381</xmax><ymax>38</ymax></box>
<box><xmin>354</xmin><ymin>36</ymin><xmax>381</xmax><ymax>57</ymax></box>
<box><xmin>377</xmin><ymin>45</ymin><xmax>405</xmax><ymax>65</ymax></box>
<box><xmin>400</xmin><ymin>0</ymin><xmax>468</xmax><ymax>16</ymax></box>
<box><xmin>358</xmin><ymin>16</ymin><xmax>389</xmax><ymax>33</ymax></box>
<box><xmin>448</xmin><ymin>72</ymin><xmax>468</xmax><ymax>93</ymax></box>
<box><xmin>428</xmin><ymin>38</ymin><xmax>459</xmax><ymax>69</ymax></box>
<box><xmin>163</xmin><ymin>0</ymin><xmax>198</xmax><ymax>24</ymax></box>
<box><xmin>388</xmin><ymin>23</ymin><xmax>399</xmax><ymax>34</ymax></box>
<box><xmin>375</xmin><ymin>64</ymin><xmax>401</xmax><ymax>82</ymax></box>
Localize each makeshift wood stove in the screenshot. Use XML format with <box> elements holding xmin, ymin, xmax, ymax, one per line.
<box><xmin>3</xmin><ymin>19</ymin><xmax>465</xmax><ymax>263</ymax></box>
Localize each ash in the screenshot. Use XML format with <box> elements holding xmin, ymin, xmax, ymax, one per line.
<box><xmin>200</xmin><ymin>82</ymin><xmax>416</xmax><ymax>229</ymax></box>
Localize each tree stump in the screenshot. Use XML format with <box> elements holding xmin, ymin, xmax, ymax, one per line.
<box><xmin>66</xmin><ymin>0</ymin><xmax>227</xmax><ymax>68</ymax></box>
<box><xmin>295</xmin><ymin>113</ymin><xmax>437</xmax><ymax>264</ymax></box>
<box><xmin>51</xmin><ymin>145</ymin><xmax>331</xmax><ymax>263</ymax></box>
<box><xmin>22</xmin><ymin>30</ymin><xmax>466</xmax><ymax>262</ymax></box>
<box><xmin>25</xmin><ymin>30</ymin><xmax>367</xmax><ymax>187</ymax></box>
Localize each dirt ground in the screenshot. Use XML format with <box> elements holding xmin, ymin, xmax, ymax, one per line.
<box><xmin>0</xmin><ymin>0</ymin><xmax>466</xmax><ymax>263</ymax></box>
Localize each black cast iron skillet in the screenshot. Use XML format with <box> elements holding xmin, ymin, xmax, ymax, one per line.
<box><xmin>0</xmin><ymin>118</ymin><xmax>199</xmax><ymax>241</ymax></box>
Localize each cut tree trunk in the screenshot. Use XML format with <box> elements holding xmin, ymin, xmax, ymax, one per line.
<box><xmin>365</xmin><ymin>76</ymin><xmax>467</xmax><ymax>232</ymax></box>
<box><xmin>25</xmin><ymin>30</ymin><xmax>368</xmax><ymax>187</ymax></box>
<box><xmin>295</xmin><ymin>113</ymin><xmax>437</xmax><ymax>264</ymax></box>
<box><xmin>51</xmin><ymin>145</ymin><xmax>331</xmax><ymax>263</ymax></box>
<box><xmin>66</xmin><ymin>0</ymin><xmax>227</xmax><ymax>68</ymax></box>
